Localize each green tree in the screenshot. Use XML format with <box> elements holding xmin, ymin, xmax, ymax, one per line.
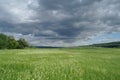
<box><xmin>7</xmin><ymin>36</ymin><xmax>19</xmax><ymax>49</ymax></box>
<box><xmin>0</xmin><ymin>34</ymin><xmax>8</xmax><ymax>49</ymax></box>
<box><xmin>0</xmin><ymin>33</ymin><xmax>29</xmax><ymax>49</ymax></box>
<box><xmin>17</xmin><ymin>38</ymin><xmax>29</xmax><ymax>49</ymax></box>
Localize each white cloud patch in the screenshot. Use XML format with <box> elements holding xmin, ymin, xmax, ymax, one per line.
<box><xmin>0</xmin><ymin>0</ymin><xmax>38</xmax><ymax>23</ymax></box>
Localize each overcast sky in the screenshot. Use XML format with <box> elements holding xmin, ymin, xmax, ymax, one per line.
<box><xmin>0</xmin><ymin>0</ymin><xmax>120</xmax><ymax>46</ymax></box>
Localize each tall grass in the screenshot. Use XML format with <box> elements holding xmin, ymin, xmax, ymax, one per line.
<box><xmin>0</xmin><ymin>48</ymin><xmax>120</xmax><ymax>80</ymax></box>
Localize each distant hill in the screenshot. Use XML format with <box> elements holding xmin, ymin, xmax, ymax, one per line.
<box><xmin>35</xmin><ymin>46</ymin><xmax>63</xmax><ymax>48</ymax></box>
<box><xmin>90</xmin><ymin>41</ymin><xmax>120</xmax><ymax>48</ymax></box>
<box><xmin>33</xmin><ymin>41</ymin><xmax>120</xmax><ymax>48</ymax></box>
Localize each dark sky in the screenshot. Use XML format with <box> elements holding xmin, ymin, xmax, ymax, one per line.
<box><xmin>0</xmin><ymin>0</ymin><xmax>120</xmax><ymax>46</ymax></box>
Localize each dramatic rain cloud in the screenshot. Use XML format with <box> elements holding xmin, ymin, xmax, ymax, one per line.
<box><xmin>0</xmin><ymin>0</ymin><xmax>120</xmax><ymax>46</ymax></box>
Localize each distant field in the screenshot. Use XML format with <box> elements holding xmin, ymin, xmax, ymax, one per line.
<box><xmin>0</xmin><ymin>48</ymin><xmax>120</xmax><ymax>80</ymax></box>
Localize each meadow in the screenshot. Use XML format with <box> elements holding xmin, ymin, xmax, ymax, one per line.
<box><xmin>0</xmin><ymin>47</ymin><xmax>120</xmax><ymax>80</ymax></box>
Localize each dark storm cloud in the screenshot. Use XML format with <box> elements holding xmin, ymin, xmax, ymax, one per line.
<box><xmin>0</xmin><ymin>0</ymin><xmax>120</xmax><ymax>46</ymax></box>
<box><xmin>39</xmin><ymin>0</ymin><xmax>102</xmax><ymax>10</ymax></box>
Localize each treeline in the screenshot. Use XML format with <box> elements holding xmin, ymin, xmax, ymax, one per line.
<box><xmin>0</xmin><ymin>33</ymin><xmax>29</xmax><ymax>49</ymax></box>
<box><xmin>91</xmin><ymin>41</ymin><xmax>120</xmax><ymax>48</ymax></box>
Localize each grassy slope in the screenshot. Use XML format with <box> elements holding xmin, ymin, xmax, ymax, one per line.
<box><xmin>0</xmin><ymin>48</ymin><xmax>120</xmax><ymax>80</ymax></box>
<box><xmin>90</xmin><ymin>41</ymin><xmax>120</xmax><ymax>48</ymax></box>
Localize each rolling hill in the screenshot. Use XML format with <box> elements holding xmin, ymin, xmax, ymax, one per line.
<box><xmin>90</xmin><ymin>41</ymin><xmax>120</xmax><ymax>48</ymax></box>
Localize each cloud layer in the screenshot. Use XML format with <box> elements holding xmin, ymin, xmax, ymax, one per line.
<box><xmin>0</xmin><ymin>0</ymin><xmax>120</xmax><ymax>46</ymax></box>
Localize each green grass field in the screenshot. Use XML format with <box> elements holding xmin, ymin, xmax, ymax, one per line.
<box><xmin>0</xmin><ymin>48</ymin><xmax>120</xmax><ymax>80</ymax></box>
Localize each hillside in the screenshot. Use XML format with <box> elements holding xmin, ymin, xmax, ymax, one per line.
<box><xmin>90</xmin><ymin>41</ymin><xmax>120</xmax><ymax>48</ymax></box>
